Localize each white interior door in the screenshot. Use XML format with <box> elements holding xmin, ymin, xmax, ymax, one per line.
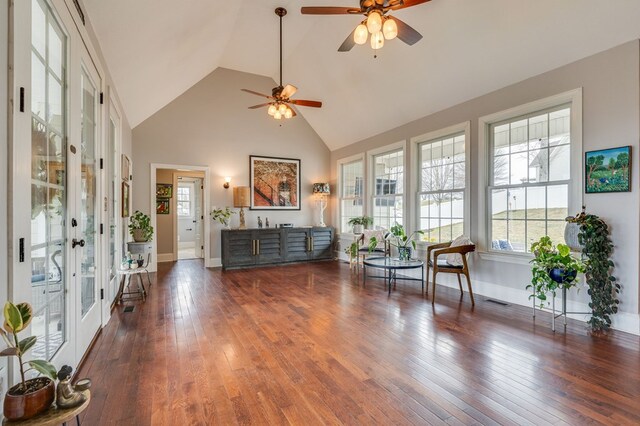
<box><xmin>106</xmin><ymin>105</ymin><xmax>120</xmax><ymax>308</ymax></box>
<box><xmin>194</xmin><ymin>178</ymin><xmax>204</xmax><ymax>258</ymax></box>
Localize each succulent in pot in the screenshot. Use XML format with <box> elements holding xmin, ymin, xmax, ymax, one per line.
<box><xmin>128</xmin><ymin>210</ymin><xmax>154</xmax><ymax>242</ymax></box>
<box><xmin>1</xmin><ymin>302</ymin><xmax>57</xmax><ymax>421</ymax></box>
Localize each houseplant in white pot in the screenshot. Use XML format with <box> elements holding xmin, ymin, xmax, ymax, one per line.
<box><xmin>128</xmin><ymin>210</ymin><xmax>154</xmax><ymax>242</ymax></box>
<box><xmin>347</xmin><ymin>216</ymin><xmax>373</xmax><ymax>234</ymax></box>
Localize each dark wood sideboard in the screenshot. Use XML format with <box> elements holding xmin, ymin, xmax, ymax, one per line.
<box><xmin>221</xmin><ymin>227</ymin><xmax>334</xmax><ymax>270</ymax></box>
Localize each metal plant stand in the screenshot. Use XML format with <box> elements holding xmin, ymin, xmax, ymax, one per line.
<box><xmin>532</xmin><ymin>286</ymin><xmax>590</xmax><ymax>332</ymax></box>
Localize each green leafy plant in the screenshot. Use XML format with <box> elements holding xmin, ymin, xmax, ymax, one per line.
<box><xmin>573</xmin><ymin>213</ymin><xmax>620</xmax><ymax>331</ymax></box>
<box><xmin>344</xmin><ymin>241</ymin><xmax>359</xmax><ymax>258</ymax></box>
<box><xmin>347</xmin><ymin>216</ymin><xmax>373</xmax><ymax>228</ymax></box>
<box><xmin>0</xmin><ymin>302</ymin><xmax>57</xmax><ymax>393</ymax></box>
<box><xmin>211</xmin><ymin>207</ymin><xmax>236</xmax><ymax>227</ymax></box>
<box><xmin>128</xmin><ymin>210</ymin><xmax>154</xmax><ymax>242</ymax></box>
<box><xmin>527</xmin><ymin>236</ymin><xmax>585</xmax><ymax>307</ymax></box>
<box><xmin>368</xmin><ymin>223</ymin><xmax>424</xmax><ymax>252</ymax></box>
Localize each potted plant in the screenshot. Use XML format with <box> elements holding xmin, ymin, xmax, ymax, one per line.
<box><xmin>369</xmin><ymin>223</ymin><xmax>423</xmax><ymax>261</ymax></box>
<box><xmin>347</xmin><ymin>216</ymin><xmax>373</xmax><ymax>234</ymax></box>
<box><xmin>527</xmin><ymin>236</ymin><xmax>585</xmax><ymax>307</ymax></box>
<box><xmin>344</xmin><ymin>241</ymin><xmax>359</xmax><ymax>261</ymax></box>
<box><xmin>1</xmin><ymin>302</ymin><xmax>57</xmax><ymax>421</ymax></box>
<box><xmin>128</xmin><ymin>210</ymin><xmax>154</xmax><ymax>242</ymax></box>
<box><xmin>211</xmin><ymin>207</ymin><xmax>236</xmax><ymax>229</ymax></box>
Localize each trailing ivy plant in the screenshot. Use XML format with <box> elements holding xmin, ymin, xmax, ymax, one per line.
<box><xmin>574</xmin><ymin>213</ymin><xmax>620</xmax><ymax>331</ymax></box>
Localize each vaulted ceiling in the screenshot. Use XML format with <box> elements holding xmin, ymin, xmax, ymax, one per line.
<box><xmin>83</xmin><ymin>0</ymin><xmax>640</xmax><ymax>150</ymax></box>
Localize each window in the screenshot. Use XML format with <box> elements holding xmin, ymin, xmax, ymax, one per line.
<box><xmin>177</xmin><ymin>185</ymin><xmax>192</xmax><ymax>217</ymax></box>
<box><xmin>489</xmin><ymin>105</ymin><xmax>571</xmax><ymax>253</ymax></box>
<box><xmin>418</xmin><ymin>132</ymin><xmax>466</xmax><ymax>242</ymax></box>
<box><xmin>372</xmin><ymin>149</ymin><xmax>404</xmax><ymax>229</ymax></box>
<box><xmin>339</xmin><ymin>159</ymin><xmax>363</xmax><ymax>232</ymax></box>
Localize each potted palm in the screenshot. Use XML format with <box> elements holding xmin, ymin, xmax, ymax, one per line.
<box><xmin>527</xmin><ymin>236</ymin><xmax>585</xmax><ymax>307</ymax></box>
<box><xmin>369</xmin><ymin>223</ymin><xmax>423</xmax><ymax>261</ymax></box>
<box><xmin>1</xmin><ymin>302</ymin><xmax>57</xmax><ymax>421</ymax></box>
<box><xmin>128</xmin><ymin>210</ymin><xmax>154</xmax><ymax>242</ymax></box>
<box><xmin>347</xmin><ymin>216</ymin><xmax>373</xmax><ymax>234</ymax></box>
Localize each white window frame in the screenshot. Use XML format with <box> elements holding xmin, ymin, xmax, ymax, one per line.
<box><xmin>412</xmin><ymin>121</ymin><xmax>471</xmax><ymax>242</ymax></box>
<box><xmin>367</xmin><ymin>141</ymin><xmax>407</xmax><ymax>230</ymax></box>
<box><xmin>177</xmin><ymin>182</ymin><xmax>193</xmax><ymax>218</ymax></box>
<box><xmin>477</xmin><ymin>89</ymin><xmax>583</xmax><ymax>264</ymax></box>
<box><xmin>337</xmin><ymin>153</ymin><xmax>365</xmax><ymax>234</ymax></box>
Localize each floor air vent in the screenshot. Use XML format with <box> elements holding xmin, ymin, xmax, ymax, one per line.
<box><xmin>123</xmin><ymin>306</ymin><xmax>135</xmax><ymax>313</ymax></box>
<box><xmin>485</xmin><ymin>299</ymin><xmax>509</xmax><ymax>306</ymax></box>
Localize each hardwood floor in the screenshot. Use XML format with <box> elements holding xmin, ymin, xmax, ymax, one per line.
<box><xmin>76</xmin><ymin>260</ymin><xmax>640</xmax><ymax>425</ymax></box>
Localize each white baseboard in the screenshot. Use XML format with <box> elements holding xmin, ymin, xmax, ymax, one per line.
<box><xmin>157</xmin><ymin>253</ymin><xmax>174</xmax><ymax>263</ymax></box>
<box><xmin>207</xmin><ymin>257</ymin><xmax>221</xmax><ymax>268</ymax></box>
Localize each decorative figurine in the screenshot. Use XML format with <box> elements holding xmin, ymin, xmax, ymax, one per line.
<box><xmin>257</xmin><ymin>216</ymin><xmax>263</xmax><ymax>228</ymax></box>
<box><xmin>265</xmin><ymin>218</ymin><xmax>270</xmax><ymax>228</ymax></box>
<box><xmin>56</xmin><ymin>365</ymin><xmax>87</xmax><ymax>409</ymax></box>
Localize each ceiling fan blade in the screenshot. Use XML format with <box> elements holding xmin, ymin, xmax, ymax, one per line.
<box><xmin>389</xmin><ymin>0</ymin><xmax>431</xmax><ymax>11</ymax></box>
<box><xmin>281</xmin><ymin>84</ymin><xmax>298</xmax><ymax>99</ymax></box>
<box><xmin>290</xmin><ymin>99</ymin><xmax>322</xmax><ymax>108</ymax></box>
<box><xmin>248</xmin><ymin>103</ymin><xmax>271</xmax><ymax>109</ymax></box>
<box><xmin>389</xmin><ymin>16</ymin><xmax>423</xmax><ymax>45</ymax></box>
<box><xmin>241</xmin><ymin>88</ymin><xmax>273</xmax><ymax>99</ymax></box>
<box><xmin>301</xmin><ymin>7</ymin><xmax>362</xmax><ymax>15</ymax></box>
<box><xmin>338</xmin><ymin>27</ymin><xmax>357</xmax><ymax>52</ymax></box>
<box><xmin>290</xmin><ymin>108</ymin><xmax>297</xmax><ymax>117</ymax></box>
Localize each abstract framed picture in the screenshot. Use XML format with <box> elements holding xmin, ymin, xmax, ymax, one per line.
<box><xmin>585</xmin><ymin>146</ymin><xmax>631</xmax><ymax>193</ymax></box>
<box><xmin>250</xmin><ymin>155</ymin><xmax>301</xmax><ymax>210</ymax></box>
<box><xmin>156</xmin><ymin>183</ymin><xmax>173</xmax><ymax>199</ymax></box>
<box><xmin>156</xmin><ymin>199</ymin><xmax>170</xmax><ymax>215</ymax></box>
<box><xmin>121</xmin><ymin>182</ymin><xmax>130</xmax><ymax>217</ymax></box>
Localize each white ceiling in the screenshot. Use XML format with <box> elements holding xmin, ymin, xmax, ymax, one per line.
<box><xmin>83</xmin><ymin>0</ymin><xmax>640</xmax><ymax>150</ymax></box>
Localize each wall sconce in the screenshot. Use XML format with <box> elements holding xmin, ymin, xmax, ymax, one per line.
<box><xmin>312</xmin><ymin>183</ymin><xmax>330</xmax><ymax>227</ymax></box>
<box><xmin>223</xmin><ymin>177</ymin><xmax>231</xmax><ymax>189</ymax></box>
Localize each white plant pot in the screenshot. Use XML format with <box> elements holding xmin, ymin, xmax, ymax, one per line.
<box><xmin>353</xmin><ymin>224</ymin><xmax>364</xmax><ymax>234</ymax></box>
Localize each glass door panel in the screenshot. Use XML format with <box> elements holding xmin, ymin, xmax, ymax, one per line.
<box><xmin>108</xmin><ymin>116</ymin><xmax>119</xmax><ymax>304</ymax></box>
<box><xmin>30</xmin><ymin>0</ymin><xmax>67</xmax><ymax>360</ymax></box>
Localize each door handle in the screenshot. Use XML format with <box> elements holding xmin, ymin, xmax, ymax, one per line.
<box><xmin>72</xmin><ymin>239</ymin><xmax>85</xmax><ymax>249</ymax></box>
<box><xmin>252</xmin><ymin>240</ymin><xmax>256</xmax><ymax>256</ymax></box>
<box><xmin>256</xmin><ymin>240</ymin><xmax>260</xmax><ymax>255</ymax></box>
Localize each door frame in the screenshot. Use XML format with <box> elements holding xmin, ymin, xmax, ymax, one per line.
<box><xmin>173</xmin><ymin>174</ymin><xmax>204</xmax><ymax>261</ymax></box>
<box><xmin>149</xmin><ymin>163</ymin><xmax>211</xmax><ymax>271</ymax></box>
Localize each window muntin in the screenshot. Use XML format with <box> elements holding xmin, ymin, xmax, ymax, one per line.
<box><xmin>177</xmin><ymin>185</ymin><xmax>192</xmax><ymax>217</ymax></box>
<box><xmin>418</xmin><ymin>133</ymin><xmax>465</xmax><ymax>243</ymax></box>
<box><xmin>372</xmin><ymin>149</ymin><xmax>403</xmax><ymax>229</ymax></box>
<box><xmin>489</xmin><ymin>106</ymin><xmax>570</xmax><ymax>253</ymax></box>
<box><xmin>339</xmin><ymin>160</ymin><xmax>363</xmax><ymax>232</ymax></box>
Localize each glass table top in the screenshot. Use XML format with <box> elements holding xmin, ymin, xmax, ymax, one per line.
<box><xmin>362</xmin><ymin>256</ymin><xmax>424</xmax><ymax>269</ymax></box>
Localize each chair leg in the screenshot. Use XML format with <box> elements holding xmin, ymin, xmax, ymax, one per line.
<box><xmin>431</xmin><ymin>269</ymin><xmax>437</xmax><ymax>305</ymax></box>
<box><xmin>465</xmin><ymin>271</ymin><xmax>475</xmax><ymax>306</ymax></box>
<box><xmin>457</xmin><ymin>273</ymin><xmax>463</xmax><ymax>294</ymax></box>
<box><xmin>425</xmin><ymin>264</ymin><xmax>429</xmax><ymax>297</ymax></box>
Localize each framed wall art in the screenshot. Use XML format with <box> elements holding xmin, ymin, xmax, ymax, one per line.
<box><xmin>249</xmin><ymin>155</ymin><xmax>301</xmax><ymax>210</ymax></box>
<box><xmin>156</xmin><ymin>199</ymin><xmax>170</xmax><ymax>215</ymax></box>
<box><xmin>156</xmin><ymin>183</ymin><xmax>173</xmax><ymax>199</ymax></box>
<box><xmin>585</xmin><ymin>146</ymin><xmax>631</xmax><ymax>193</ymax></box>
<box><xmin>121</xmin><ymin>182</ymin><xmax>130</xmax><ymax>217</ymax></box>
<box><xmin>121</xmin><ymin>154</ymin><xmax>130</xmax><ymax>181</ymax></box>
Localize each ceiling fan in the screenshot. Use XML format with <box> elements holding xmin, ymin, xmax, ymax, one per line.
<box><xmin>241</xmin><ymin>7</ymin><xmax>322</xmax><ymax>120</ymax></box>
<box><xmin>301</xmin><ymin>0</ymin><xmax>429</xmax><ymax>54</ymax></box>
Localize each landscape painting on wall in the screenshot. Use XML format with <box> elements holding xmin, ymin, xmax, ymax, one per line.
<box><xmin>250</xmin><ymin>155</ymin><xmax>301</xmax><ymax>210</ymax></box>
<box><xmin>585</xmin><ymin>146</ymin><xmax>631</xmax><ymax>193</ymax></box>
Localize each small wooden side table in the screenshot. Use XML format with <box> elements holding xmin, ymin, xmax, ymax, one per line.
<box><xmin>3</xmin><ymin>390</ymin><xmax>90</xmax><ymax>426</ymax></box>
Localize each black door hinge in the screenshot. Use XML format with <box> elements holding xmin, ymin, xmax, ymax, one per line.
<box><xmin>100</xmin><ymin>288</ymin><xmax>104</xmax><ymax>300</ymax></box>
<box><xmin>19</xmin><ymin>88</ymin><xmax>25</xmax><ymax>112</ymax></box>
<box><xmin>19</xmin><ymin>238</ymin><xmax>25</xmax><ymax>262</ymax></box>
<box><xmin>201</xmin><ymin>245</ymin><xmax>204</xmax><ymax>250</ymax></box>
<box><xmin>99</xmin><ymin>92</ymin><xmax>104</xmax><ymax>104</ymax></box>
<box><xmin>100</xmin><ymin>158</ymin><xmax>104</xmax><ymax>169</ymax></box>
<box><xmin>100</xmin><ymin>223</ymin><xmax>104</xmax><ymax>235</ymax></box>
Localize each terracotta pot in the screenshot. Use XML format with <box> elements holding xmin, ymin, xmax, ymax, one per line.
<box><xmin>4</xmin><ymin>377</ymin><xmax>55</xmax><ymax>421</ymax></box>
<box><xmin>132</xmin><ymin>229</ymin><xmax>147</xmax><ymax>242</ymax></box>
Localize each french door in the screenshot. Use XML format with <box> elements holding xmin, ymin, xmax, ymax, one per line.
<box><xmin>11</xmin><ymin>0</ymin><xmax>103</xmax><ymax>372</ymax></box>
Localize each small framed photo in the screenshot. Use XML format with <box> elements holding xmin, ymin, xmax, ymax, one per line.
<box><xmin>585</xmin><ymin>146</ymin><xmax>631</xmax><ymax>193</ymax></box>
<box><xmin>121</xmin><ymin>182</ymin><xmax>130</xmax><ymax>217</ymax></box>
<box><xmin>156</xmin><ymin>199</ymin><xmax>170</xmax><ymax>215</ymax></box>
<box><xmin>121</xmin><ymin>154</ymin><xmax>130</xmax><ymax>182</ymax></box>
<box><xmin>156</xmin><ymin>183</ymin><xmax>173</xmax><ymax>199</ymax></box>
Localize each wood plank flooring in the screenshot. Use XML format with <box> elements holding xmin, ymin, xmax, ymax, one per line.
<box><xmin>76</xmin><ymin>260</ymin><xmax>640</xmax><ymax>425</ymax></box>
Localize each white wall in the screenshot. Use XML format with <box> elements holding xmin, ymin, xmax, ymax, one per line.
<box><xmin>1</xmin><ymin>0</ymin><xmax>9</xmax><ymax>396</ymax></box>
<box><xmin>331</xmin><ymin>41</ymin><xmax>640</xmax><ymax>335</ymax></box>
<box><xmin>132</xmin><ymin>67</ymin><xmax>331</xmax><ymax>262</ymax></box>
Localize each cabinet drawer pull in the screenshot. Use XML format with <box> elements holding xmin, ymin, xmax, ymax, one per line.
<box><xmin>256</xmin><ymin>240</ymin><xmax>260</xmax><ymax>255</ymax></box>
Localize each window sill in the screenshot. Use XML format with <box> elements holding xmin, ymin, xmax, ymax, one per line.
<box><xmin>477</xmin><ymin>250</ymin><xmax>533</xmax><ymax>266</ymax></box>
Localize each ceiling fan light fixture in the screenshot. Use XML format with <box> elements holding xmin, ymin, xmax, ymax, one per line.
<box><xmin>354</xmin><ymin>24</ymin><xmax>368</xmax><ymax>45</ymax></box>
<box><xmin>267</xmin><ymin>104</ymin><xmax>277</xmax><ymax>116</ymax></box>
<box><xmin>383</xmin><ymin>18</ymin><xmax>398</xmax><ymax>40</ymax></box>
<box><xmin>278</xmin><ymin>103</ymin><xmax>288</xmax><ymax>114</ymax></box>
<box><xmin>274</xmin><ymin>111</ymin><xmax>282</xmax><ymax>120</ymax></box>
<box><xmin>371</xmin><ymin>31</ymin><xmax>384</xmax><ymax>49</ymax></box>
<box><xmin>366</xmin><ymin>11</ymin><xmax>382</xmax><ymax>34</ymax></box>
<box><xmin>284</xmin><ymin>108</ymin><xmax>293</xmax><ymax>119</ymax></box>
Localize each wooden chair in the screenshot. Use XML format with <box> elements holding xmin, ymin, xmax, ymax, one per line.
<box><xmin>426</xmin><ymin>242</ymin><xmax>476</xmax><ymax>305</ymax></box>
<box><xmin>353</xmin><ymin>231</ymin><xmax>390</xmax><ymax>274</ymax></box>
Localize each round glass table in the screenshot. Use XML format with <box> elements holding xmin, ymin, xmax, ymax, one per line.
<box><xmin>362</xmin><ymin>256</ymin><xmax>424</xmax><ymax>295</ymax></box>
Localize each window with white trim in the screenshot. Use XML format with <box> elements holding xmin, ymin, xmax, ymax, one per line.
<box><xmin>489</xmin><ymin>105</ymin><xmax>571</xmax><ymax>253</ymax></box>
<box><xmin>418</xmin><ymin>132</ymin><xmax>466</xmax><ymax>243</ymax></box>
<box><xmin>372</xmin><ymin>149</ymin><xmax>403</xmax><ymax>229</ymax></box>
<box><xmin>177</xmin><ymin>185</ymin><xmax>192</xmax><ymax>217</ymax></box>
<box><xmin>339</xmin><ymin>159</ymin><xmax>363</xmax><ymax>233</ymax></box>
